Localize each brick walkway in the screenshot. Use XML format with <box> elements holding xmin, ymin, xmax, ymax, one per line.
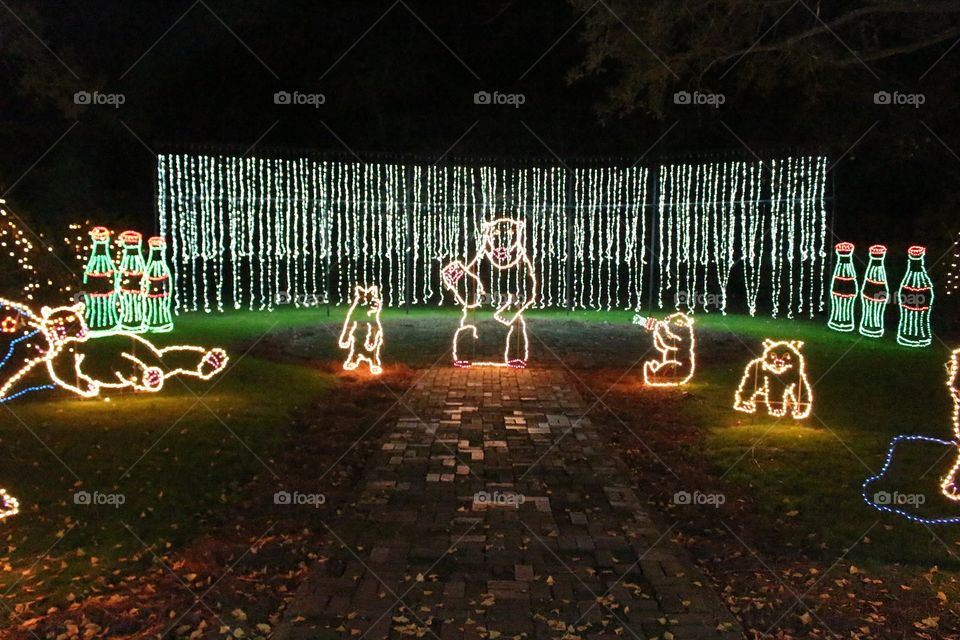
<box><xmin>275</xmin><ymin>368</ymin><xmax>743</xmax><ymax>639</ymax></box>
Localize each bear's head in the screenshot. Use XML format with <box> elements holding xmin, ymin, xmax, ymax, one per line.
<box><xmin>760</xmin><ymin>339</ymin><xmax>804</xmax><ymax>376</ymax></box>
<box><xmin>351</xmin><ymin>285</ymin><xmax>382</xmax><ymax>317</ymax></box>
<box><xmin>481</xmin><ymin>218</ymin><xmax>525</xmax><ymax>268</ymax></box>
<box><xmin>40</xmin><ymin>303</ymin><xmax>89</xmax><ymax>345</ymax></box>
<box><xmin>665</xmin><ymin>312</ymin><xmax>694</xmax><ymax>330</ymax></box>
<box><xmin>657</xmin><ymin>312</ymin><xmax>694</xmax><ymax>343</ymax></box>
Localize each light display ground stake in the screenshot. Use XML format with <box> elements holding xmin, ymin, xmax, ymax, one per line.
<box><xmin>0</xmin><ymin>488</ymin><xmax>18</xmax><ymax>520</ymax></box>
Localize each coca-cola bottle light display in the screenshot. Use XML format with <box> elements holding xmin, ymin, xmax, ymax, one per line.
<box><xmin>896</xmin><ymin>245</ymin><xmax>934</xmax><ymax>348</ymax></box>
<box><xmin>82</xmin><ymin>227</ymin><xmax>120</xmax><ymax>335</ymax></box>
<box><xmin>144</xmin><ymin>236</ymin><xmax>174</xmax><ymax>333</ymax></box>
<box><xmin>858</xmin><ymin>244</ymin><xmax>889</xmax><ymax>338</ymax></box>
<box><xmin>116</xmin><ymin>230</ymin><xmax>147</xmax><ymax>333</ymax></box>
<box><xmin>827</xmin><ymin>242</ymin><xmax>858</xmax><ymax>332</ymax></box>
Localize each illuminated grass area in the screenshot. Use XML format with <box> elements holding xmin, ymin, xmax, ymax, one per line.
<box><xmin>234</xmin><ymin>306</ymin><xmax>959</xmax><ymax>570</ymax></box>
<box><xmin>0</xmin><ymin>312</ymin><xmax>332</xmax><ymax>603</ymax></box>
<box><xmin>690</xmin><ymin>314</ymin><xmax>955</xmax><ymax>568</ymax></box>
<box><xmin>0</xmin><ymin>306</ymin><xmax>955</xmax><ymax>609</ymax></box>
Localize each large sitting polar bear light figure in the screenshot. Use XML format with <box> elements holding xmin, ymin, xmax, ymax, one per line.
<box><xmin>441</xmin><ymin>218</ymin><xmax>536</xmax><ymax>368</ymax></box>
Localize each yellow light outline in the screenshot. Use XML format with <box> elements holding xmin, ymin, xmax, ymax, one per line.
<box><xmin>733</xmin><ymin>339</ymin><xmax>813</xmax><ymax>419</ymax></box>
<box><xmin>634</xmin><ymin>312</ymin><xmax>696</xmax><ymax>387</ymax></box>
<box><xmin>338</xmin><ymin>284</ymin><xmax>384</xmax><ymax>375</ymax></box>
<box><xmin>940</xmin><ymin>348</ymin><xmax>960</xmax><ymax>501</ymax></box>
<box><xmin>0</xmin><ymin>298</ymin><xmax>228</xmax><ymax>401</ymax></box>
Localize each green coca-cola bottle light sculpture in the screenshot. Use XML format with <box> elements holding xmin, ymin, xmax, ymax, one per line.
<box><xmin>82</xmin><ymin>226</ymin><xmax>119</xmax><ymax>335</ymax></box>
<box><xmin>144</xmin><ymin>236</ymin><xmax>174</xmax><ymax>333</ymax></box>
<box><xmin>116</xmin><ymin>230</ymin><xmax>147</xmax><ymax>333</ymax></box>
<box><xmin>897</xmin><ymin>245</ymin><xmax>934</xmax><ymax>348</ymax></box>
<box><xmin>858</xmin><ymin>244</ymin><xmax>889</xmax><ymax>338</ymax></box>
<box><xmin>827</xmin><ymin>242</ymin><xmax>858</xmax><ymax>332</ymax></box>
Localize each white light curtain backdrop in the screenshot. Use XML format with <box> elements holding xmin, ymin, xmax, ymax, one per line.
<box><xmin>157</xmin><ymin>153</ymin><xmax>828</xmax><ymax>317</ymax></box>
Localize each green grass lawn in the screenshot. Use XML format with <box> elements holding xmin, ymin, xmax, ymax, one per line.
<box><xmin>0</xmin><ymin>304</ymin><xmax>956</xmax><ymax>618</ymax></box>
<box><xmin>0</xmin><ymin>312</ymin><xmax>333</xmax><ymax>606</ymax></box>
<box><xmin>689</xmin><ymin>313</ymin><xmax>960</xmax><ymax>568</ymax></box>
<box><xmin>243</xmin><ymin>304</ymin><xmax>960</xmax><ymax>571</ymax></box>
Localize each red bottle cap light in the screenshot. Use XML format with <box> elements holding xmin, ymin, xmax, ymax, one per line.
<box><xmin>89</xmin><ymin>226</ymin><xmax>111</xmax><ymax>241</ymax></box>
<box><xmin>147</xmin><ymin>236</ymin><xmax>167</xmax><ymax>247</ymax></box>
<box><xmin>835</xmin><ymin>241</ymin><xmax>855</xmax><ymax>254</ymax></box>
<box><xmin>868</xmin><ymin>244</ymin><xmax>887</xmax><ymax>256</ymax></box>
<box><xmin>908</xmin><ymin>245</ymin><xmax>926</xmax><ymax>257</ymax></box>
<box><xmin>118</xmin><ymin>230</ymin><xmax>142</xmax><ymax>245</ymax></box>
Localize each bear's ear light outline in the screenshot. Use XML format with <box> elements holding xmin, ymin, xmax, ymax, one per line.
<box><xmin>761</xmin><ymin>338</ymin><xmax>775</xmax><ymax>350</ymax></box>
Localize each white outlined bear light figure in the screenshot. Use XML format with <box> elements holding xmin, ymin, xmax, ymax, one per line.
<box><xmin>441</xmin><ymin>218</ymin><xmax>536</xmax><ymax>368</ymax></box>
<box><xmin>733</xmin><ymin>339</ymin><xmax>813</xmax><ymax>419</ymax></box>
<box><xmin>0</xmin><ymin>298</ymin><xmax>228</xmax><ymax>401</ymax></box>
<box><xmin>338</xmin><ymin>285</ymin><xmax>384</xmax><ymax>375</ymax></box>
<box><xmin>632</xmin><ymin>312</ymin><xmax>696</xmax><ymax>386</ymax></box>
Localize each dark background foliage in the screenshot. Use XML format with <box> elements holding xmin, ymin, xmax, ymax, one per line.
<box><xmin>0</xmin><ymin>0</ymin><xmax>958</xmax><ymax>281</ymax></box>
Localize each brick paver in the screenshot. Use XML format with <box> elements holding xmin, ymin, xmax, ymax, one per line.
<box><xmin>275</xmin><ymin>368</ymin><xmax>743</xmax><ymax>639</ymax></box>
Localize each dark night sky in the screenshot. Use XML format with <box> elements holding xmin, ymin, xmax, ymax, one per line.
<box><xmin>0</xmin><ymin>1</ymin><xmax>957</xmax><ymax>255</ymax></box>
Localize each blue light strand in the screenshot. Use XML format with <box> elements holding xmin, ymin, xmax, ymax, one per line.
<box><xmin>0</xmin><ymin>329</ymin><xmax>40</xmax><ymax>369</ymax></box>
<box><xmin>861</xmin><ymin>434</ymin><xmax>960</xmax><ymax>525</ymax></box>
<box><xmin>0</xmin><ymin>328</ymin><xmax>55</xmax><ymax>402</ymax></box>
<box><xmin>0</xmin><ymin>384</ymin><xmax>55</xmax><ymax>404</ymax></box>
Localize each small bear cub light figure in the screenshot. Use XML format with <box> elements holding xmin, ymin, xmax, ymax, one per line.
<box><xmin>734</xmin><ymin>339</ymin><xmax>813</xmax><ymax>419</ymax></box>
<box><xmin>338</xmin><ymin>285</ymin><xmax>384</xmax><ymax>375</ymax></box>
<box><xmin>633</xmin><ymin>312</ymin><xmax>696</xmax><ymax>387</ymax></box>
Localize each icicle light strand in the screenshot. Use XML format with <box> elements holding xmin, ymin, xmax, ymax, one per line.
<box><xmin>158</xmin><ymin>154</ymin><xmax>827</xmax><ymax>315</ymax></box>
